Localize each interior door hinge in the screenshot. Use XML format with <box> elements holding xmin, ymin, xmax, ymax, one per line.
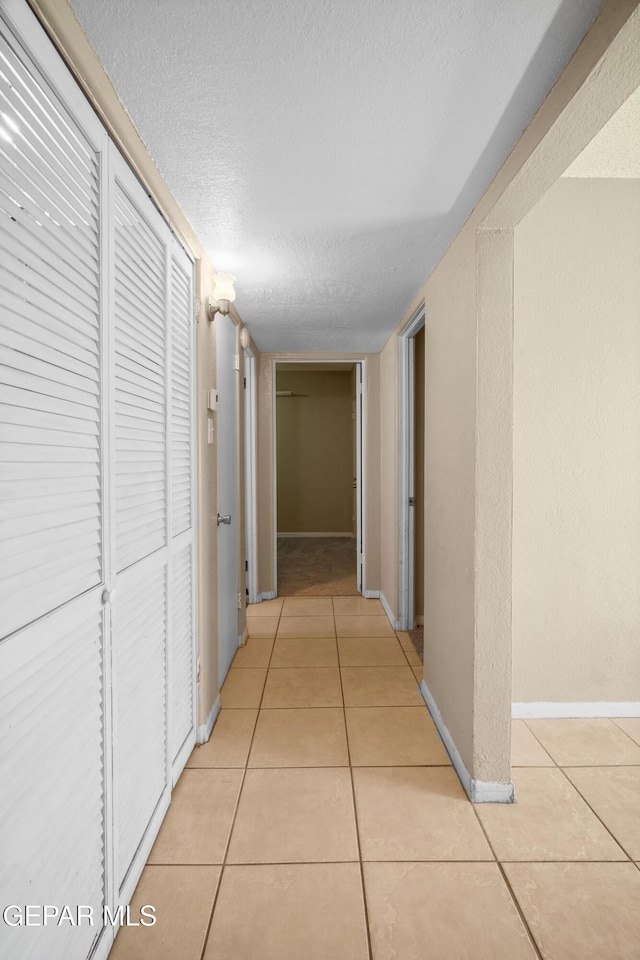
<box><xmin>245</xmin><ymin>560</ymin><xmax>248</xmax><ymax>572</ymax></box>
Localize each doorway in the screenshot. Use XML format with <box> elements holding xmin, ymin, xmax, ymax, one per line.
<box><xmin>398</xmin><ymin>305</ymin><xmax>426</xmax><ymax>632</ymax></box>
<box><xmin>274</xmin><ymin>361</ymin><xmax>364</xmax><ymax>596</ymax></box>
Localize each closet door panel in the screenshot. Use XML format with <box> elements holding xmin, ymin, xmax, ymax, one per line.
<box><xmin>0</xmin><ymin>21</ymin><xmax>102</xmax><ymax>642</ymax></box>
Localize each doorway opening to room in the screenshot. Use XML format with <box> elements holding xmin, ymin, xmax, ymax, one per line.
<box><xmin>274</xmin><ymin>361</ymin><xmax>363</xmax><ymax>597</ymax></box>
<box><xmin>397</xmin><ymin>306</ymin><xmax>425</xmax><ymax>650</ymax></box>
<box><xmin>510</xmin><ymin>83</ymin><xmax>640</xmax><ymax>721</ymax></box>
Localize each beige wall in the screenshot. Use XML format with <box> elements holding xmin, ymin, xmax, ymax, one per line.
<box><xmin>34</xmin><ymin>0</ymin><xmax>640</xmax><ymax>779</ymax></box>
<box><xmin>257</xmin><ymin>353</ymin><xmax>381</xmax><ymax>598</ymax></box>
<box><xmin>513</xmin><ymin>176</ymin><xmax>640</xmax><ymax>703</ymax></box>
<box><xmin>377</xmin><ymin>2</ymin><xmax>640</xmax><ymax>784</ymax></box>
<box><xmin>276</xmin><ymin>370</ymin><xmax>354</xmax><ymax>534</ymax></box>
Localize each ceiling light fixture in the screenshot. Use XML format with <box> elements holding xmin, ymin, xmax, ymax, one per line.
<box><xmin>207</xmin><ymin>273</ymin><xmax>236</xmax><ymax>320</ymax></box>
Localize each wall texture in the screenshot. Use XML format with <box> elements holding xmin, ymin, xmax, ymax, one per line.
<box><xmin>377</xmin><ymin>2</ymin><xmax>640</xmax><ymax>785</ymax></box>
<box><xmin>513</xmin><ymin>176</ymin><xmax>640</xmax><ymax>703</ymax></box>
<box><xmin>276</xmin><ymin>370</ymin><xmax>354</xmax><ymax>534</ymax></box>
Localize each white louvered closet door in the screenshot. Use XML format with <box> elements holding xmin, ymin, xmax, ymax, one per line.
<box><xmin>0</xmin><ymin>7</ymin><xmax>109</xmax><ymax>960</ymax></box>
<box><xmin>0</xmin><ymin>6</ymin><xmax>197</xmax><ymax>957</ymax></box>
<box><xmin>169</xmin><ymin>241</ymin><xmax>196</xmax><ymax>780</ymax></box>
<box><xmin>110</xmin><ymin>150</ymin><xmax>171</xmax><ymax>900</ymax></box>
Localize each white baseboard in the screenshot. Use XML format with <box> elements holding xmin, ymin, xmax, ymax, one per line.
<box><xmin>379</xmin><ymin>591</ymin><xmax>402</xmax><ymax>630</ymax></box>
<box><xmin>277</xmin><ymin>532</ymin><xmax>355</xmax><ymax>538</ymax></box>
<box><xmin>420</xmin><ymin>680</ymin><xmax>514</xmax><ymax>804</ymax></box>
<box><xmin>363</xmin><ymin>589</ymin><xmax>380</xmax><ymax>599</ymax></box>
<box><xmin>196</xmin><ymin>695</ymin><xmax>220</xmax><ymax>744</ymax></box>
<box><xmin>239</xmin><ymin>626</ymin><xmax>248</xmax><ymax>647</ymax></box>
<box><xmin>513</xmin><ymin>701</ymin><xmax>640</xmax><ymax>719</ymax></box>
<box><xmin>257</xmin><ymin>590</ymin><xmax>277</xmax><ymax>602</ymax></box>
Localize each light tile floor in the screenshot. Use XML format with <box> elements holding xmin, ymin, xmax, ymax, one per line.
<box><xmin>110</xmin><ymin>597</ymin><xmax>640</xmax><ymax>960</ymax></box>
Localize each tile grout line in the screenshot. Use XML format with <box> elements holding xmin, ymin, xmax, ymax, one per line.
<box><xmin>336</xmin><ymin>603</ymin><xmax>375</xmax><ymax>960</ymax></box>
<box><xmin>198</xmin><ymin>600</ymin><xmax>285</xmax><ymax>960</ymax></box>
<box><xmin>519</xmin><ymin>720</ymin><xmax>557</xmax><ymax>766</ymax></box>
<box><xmin>394</xmin><ymin>625</ymin><xmax>423</xmax><ymax>681</ymax></box>
<box><xmin>609</xmin><ymin>718</ymin><xmax>640</xmax><ymax>752</ymax></box>
<box><xmin>556</xmin><ymin>764</ymin><xmax>633</xmax><ymax>862</ymax></box>
<box><xmin>468</xmin><ymin>803</ymin><xmax>545</xmax><ymax>960</ymax></box>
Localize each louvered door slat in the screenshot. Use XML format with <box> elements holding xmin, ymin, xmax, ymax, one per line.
<box><xmin>0</xmin><ymin>599</ymin><xmax>105</xmax><ymax>960</ymax></box>
<box><xmin>0</xmin><ymin>215</ymin><xmax>99</xmax><ymax>307</ymax></box>
<box><xmin>0</xmin><ymin>160</ymin><xmax>99</xmax><ymax>270</ymax></box>
<box><xmin>2</xmin><ymin>312</ymin><xmax>99</xmax><ymax>369</ymax></box>
<box><xmin>169</xmin><ymin>544</ymin><xmax>194</xmax><ymax>763</ymax></box>
<box><xmin>0</xmin><ymin>265</ymin><xmax>101</xmax><ymax>340</ymax></box>
<box><xmin>0</xmin><ymin>49</ymin><xmax>98</xmax><ymax>223</ymax></box>
<box><xmin>113</xmin><ymin>564</ymin><xmax>167</xmax><ymax>889</ymax></box>
<box><xmin>171</xmin><ymin>253</ymin><xmax>192</xmax><ymax>537</ymax></box>
<box><xmin>0</xmin><ymin>22</ymin><xmax>102</xmax><ymax>643</ymax></box>
<box><xmin>114</xmin><ymin>179</ymin><xmax>166</xmax><ymax>573</ymax></box>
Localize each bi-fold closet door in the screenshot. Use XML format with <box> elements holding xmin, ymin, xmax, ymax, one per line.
<box><xmin>0</xmin><ymin>3</ymin><xmax>196</xmax><ymax>959</ymax></box>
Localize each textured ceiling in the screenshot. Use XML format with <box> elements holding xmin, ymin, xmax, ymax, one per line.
<box><xmin>563</xmin><ymin>84</ymin><xmax>640</xmax><ymax>178</ymax></box>
<box><xmin>69</xmin><ymin>0</ymin><xmax>603</xmax><ymax>351</ymax></box>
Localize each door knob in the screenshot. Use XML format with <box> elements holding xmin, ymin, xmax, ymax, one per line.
<box><xmin>217</xmin><ymin>513</ymin><xmax>232</xmax><ymax>526</ymax></box>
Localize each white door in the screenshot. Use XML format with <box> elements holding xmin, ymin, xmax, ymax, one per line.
<box><xmin>355</xmin><ymin>362</ymin><xmax>364</xmax><ymax>593</ymax></box>
<box><xmin>216</xmin><ymin>312</ymin><xmax>239</xmax><ymax>683</ymax></box>
<box><xmin>110</xmin><ymin>160</ymin><xmax>172</xmax><ymax>904</ymax></box>
<box><xmin>0</xmin><ymin>6</ymin><xmax>197</xmax><ymax>958</ymax></box>
<box><xmin>0</xmin><ymin>8</ymin><xmax>108</xmax><ymax>958</ymax></box>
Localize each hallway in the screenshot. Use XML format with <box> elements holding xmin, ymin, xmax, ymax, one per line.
<box><xmin>110</xmin><ymin>598</ymin><xmax>640</xmax><ymax>960</ymax></box>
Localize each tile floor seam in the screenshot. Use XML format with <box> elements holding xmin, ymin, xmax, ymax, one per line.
<box><xmin>199</xmin><ymin>614</ymin><xmax>283</xmax><ymax>959</ymax></box>
<box><xmin>495</xmin><ymin>860</ymin><xmax>546</xmax><ymax>960</ymax></box>
<box><xmin>608</xmin><ymin>719</ymin><xmax>640</xmax><ymax>752</ymax></box>
<box><xmin>197</xmin><ymin>764</ymin><xmax>247</xmax><ymax>960</ymax></box>
<box><xmin>337</xmin><ymin>615</ymin><xmax>375</xmax><ymax>960</ymax></box>
<box><xmin>611</xmin><ymin>717</ymin><xmax>640</xmax><ymax>747</ymax></box>
<box><xmin>520</xmin><ymin>719</ymin><xmax>558</xmax><ymax>766</ymax></box>
<box><xmin>556</xmin><ymin>764</ymin><xmax>633</xmax><ymax>862</ymax></box>
<box><xmin>469</xmin><ymin>797</ymin><xmax>545</xmax><ymax>960</ymax></box>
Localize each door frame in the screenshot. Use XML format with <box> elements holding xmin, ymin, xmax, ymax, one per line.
<box><xmin>243</xmin><ymin>346</ymin><xmax>258</xmax><ymax>604</ymax></box>
<box><xmin>271</xmin><ymin>358</ymin><xmax>366</xmax><ymax>597</ymax></box>
<box><xmin>398</xmin><ymin>304</ymin><xmax>425</xmax><ymax>631</ymax></box>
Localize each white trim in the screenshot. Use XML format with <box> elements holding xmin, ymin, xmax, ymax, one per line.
<box><xmin>257</xmin><ymin>591</ymin><xmax>277</xmax><ymax>602</ymax></box>
<box><xmin>271</xmin><ymin>359</ymin><xmax>278</xmax><ymax>595</ymax></box>
<box><xmin>397</xmin><ymin>304</ymin><xmax>425</xmax><ymax>631</ymax></box>
<box><xmin>277</xmin><ymin>531</ymin><xmax>355</xmax><ymax>538</ymax></box>
<box><xmin>363</xmin><ymin>589</ymin><xmax>380</xmax><ymax>599</ymax></box>
<box><xmin>196</xmin><ymin>695</ymin><xmax>221</xmax><ymax>744</ymax></box>
<box><xmin>379</xmin><ymin>592</ymin><xmax>402</xmax><ymax>630</ymax></box>
<box><xmin>243</xmin><ymin>352</ymin><xmax>258</xmax><ymax>603</ymax></box>
<box><xmin>355</xmin><ymin>361</ymin><xmax>364</xmax><ymax>593</ymax></box>
<box><xmin>420</xmin><ymin>680</ymin><xmax>514</xmax><ymax>804</ymax></box>
<box><xmin>513</xmin><ymin>701</ymin><xmax>640</xmax><ymax>719</ymax></box>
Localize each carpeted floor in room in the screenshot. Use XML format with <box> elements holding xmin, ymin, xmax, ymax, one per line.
<box><xmin>277</xmin><ymin>537</ymin><xmax>357</xmax><ymax>596</ymax></box>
